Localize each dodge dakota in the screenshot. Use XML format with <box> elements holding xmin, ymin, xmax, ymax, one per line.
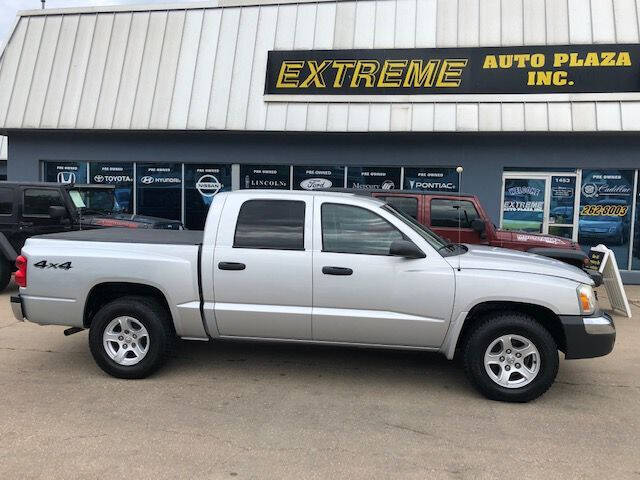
<box><xmin>11</xmin><ymin>191</ymin><xmax>615</xmax><ymax>402</ymax></box>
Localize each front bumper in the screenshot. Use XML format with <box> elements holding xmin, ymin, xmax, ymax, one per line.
<box><xmin>559</xmin><ymin>312</ymin><xmax>615</xmax><ymax>359</ymax></box>
<box><xmin>10</xmin><ymin>295</ymin><xmax>25</xmax><ymax>322</ymax></box>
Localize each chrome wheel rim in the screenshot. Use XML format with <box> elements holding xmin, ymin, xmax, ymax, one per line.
<box><xmin>103</xmin><ymin>316</ymin><xmax>150</xmax><ymax>366</ymax></box>
<box><xmin>484</xmin><ymin>334</ymin><xmax>541</xmax><ymax>389</ymax></box>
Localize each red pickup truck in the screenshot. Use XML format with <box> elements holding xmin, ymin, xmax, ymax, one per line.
<box><xmin>356</xmin><ymin>190</ymin><xmax>589</xmax><ymax>268</ymax></box>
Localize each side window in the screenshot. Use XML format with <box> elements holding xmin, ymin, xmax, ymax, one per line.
<box><xmin>322</xmin><ymin>203</ymin><xmax>404</xmax><ymax>255</ymax></box>
<box><xmin>234</xmin><ymin>200</ymin><xmax>305</xmax><ymax>250</ymax></box>
<box><xmin>379</xmin><ymin>196</ymin><xmax>419</xmax><ymax>220</ymax></box>
<box><xmin>0</xmin><ymin>187</ymin><xmax>13</xmax><ymax>215</ymax></box>
<box><xmin>23</xmin><ymin>189</ymin><xmax>65</xmax><ymax>216</ymax></box>
<box><xmin>430</xmin><ymin>199</ymin><xmax>479</xmax><ymax>228</ymax></box>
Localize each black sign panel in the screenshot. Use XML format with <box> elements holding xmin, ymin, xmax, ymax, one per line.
<box><xmin>266</xmin><ymin>44</ymin><xmax>640</xmax><ymax>95</ymax></box>
<box><xmin>403</xmin><ymin>167</ymin><xmax>458</xmax><ymax>192</ymax></box>
<box><xmin>184</xmin><ymin>164</ymin><xmax>231</xmax><ymax>230</ymax></box>
<box><xmin>347</xmin><ymin>167</ymin><xmax>401</xmax><ymax>190</ymax></box>
<box><xmin>293</xmin><ymin>166</ymin><xmax>345</xmax><ymax>190</ymax></box>
<box><xmin>586</xmin><ymin>249</ymin><xmax>606</xmax><ymax>271</ymax></box>
<box><xmin>136</xmin><ymin>163</ymin><xmax>182</xmax><ymax>221</ymax></box>
<box><xmin>241</xmin><ymin>165</ymin><xmax>290</xmax><ymax>189</ymax></box>
<box><xmin>90</xmin><ymin>163</ymin><xmax>134</xmax><ymax>213</ymax></box>
<box><xmin>44</xmin><ymin>161</ymin><xmax>88</xmax><ymax>184</ymax></box>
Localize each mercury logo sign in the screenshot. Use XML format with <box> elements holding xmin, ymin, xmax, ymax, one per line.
<box><xmin>300</xmin><ymin>178</ymin><xmax>332</xmax><ymax>190</ymax></box>
<box><xmin>57</xmin><ymin>172</ymin><xmax>76</xmax><ymax>184</ymax></box>
<box><xmin>381</xmin><ymin>180</ymin><xmax>395</xmax><ymax>190</ymax></box>
<box><xmin>196</xmin><ymin>175</ymin><xmax>222</xmax><ymax>197</ymax></box>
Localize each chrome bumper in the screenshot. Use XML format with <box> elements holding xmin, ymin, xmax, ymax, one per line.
<box><xmin>583</xmin><ymin>314</ymin><xmax>616</xmax><ymax>335</ymax></box>
<box><xmin>10</xmin><ymin>296</ymin><xmax>25</xmax><ymax>322</ymax></box>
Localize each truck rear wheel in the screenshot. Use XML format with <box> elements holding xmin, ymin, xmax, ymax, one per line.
<box><xmin>0</xmin><ymin>259</ymin><xmax>12</xmax><ymax>292</ymax></box>
<box><xmin>88</xmin><ymin>296</ymin><xmax>173</xmax><ymax>379</ymax></box>
<box><xmin>463</xmin><ymin>312</ymin><xmax>559</xmax><ymax>402</ymax></box>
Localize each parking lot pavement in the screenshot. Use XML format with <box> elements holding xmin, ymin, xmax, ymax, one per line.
<box><xmin>1</xmin><ymin>284</ymin><xmax>639</xmax><ymax>480</ymax></box>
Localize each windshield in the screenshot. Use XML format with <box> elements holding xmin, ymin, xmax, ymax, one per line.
<box><xmin>383</xmin><ymin>204</ymin><xmax>449</xmax><ymax>250</ymax></box>
<box><xmin>70</xmin><ymin>187</ymin><xmax>124</xmax><ymax>215</ymax></box>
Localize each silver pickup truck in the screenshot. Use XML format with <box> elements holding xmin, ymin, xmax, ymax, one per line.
<box><xmin>11</xmin><ymin>190</ymin><xmax>615</xmax><ymax>402</ymax></box>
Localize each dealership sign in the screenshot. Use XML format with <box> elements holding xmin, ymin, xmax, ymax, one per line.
<box><xmin>266</xmin><ymin>44</ymin><xmax>640</xmax><ymax>97</ymax></box>
<box><xmin>403</xmin><ymin>167</ymin><xmax>458</xmax><ymax>192</ymax></box>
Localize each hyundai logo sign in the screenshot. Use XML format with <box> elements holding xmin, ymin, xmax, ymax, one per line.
<box><xmin>140</xmin><ymin>176</ymin><xmax>155</xmax><ymax>184</ymax></box>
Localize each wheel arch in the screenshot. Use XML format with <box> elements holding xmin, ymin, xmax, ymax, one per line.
<box><xmin>83</xmin><ymin>282</ymin><xmax>173</xmax><ymax>331</ymax></box>
<box><xmin>453</xmin><ymin>301</ymin><xmax>566</xmax><ymax>359</ymax></box>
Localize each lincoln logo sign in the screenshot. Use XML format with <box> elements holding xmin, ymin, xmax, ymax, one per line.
<box><xmin>265</xmin><ymin>44</ymin><xmax>640</xmax><ymax>95</ymax></box>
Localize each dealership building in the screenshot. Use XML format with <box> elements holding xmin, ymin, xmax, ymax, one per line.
<box><xmin>2</xmin><ymin>0</ymin><xmax>640</xmax><ymax>281</ymax></box>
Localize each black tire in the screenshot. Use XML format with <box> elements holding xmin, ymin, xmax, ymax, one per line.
<box><xmin>88</xmin><ymin>296</ymin><xmax>174</xmax><ymax>379</ymax></box>
<box><xmin>0</xmin><ymin>259</ymin><xmax>12</xmax><ymax>292</ymax></box>
<box><xmin>463</xmin><ymin>312</ymin><xmax>559</xmax><ymax>403</ymax></box>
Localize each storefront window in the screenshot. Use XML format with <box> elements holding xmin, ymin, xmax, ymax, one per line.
<box><xmin>579</xmin><ymin>169</ymin><xmax>634</xmax><ymax>269</ymax></box>
<box><xmin>184</xmin><ymin>164</ymin><xmax>231</xmax><ymax>230</ymax></box>
<box><xmin>293</xmin><ymin>166</ymin><xmax>345</xmax><ymax>190</ymax></box>
<box><xmin>502</xmin><ymin>178</ymin><xmax>546</xmax><ymax>232</ymax></box>
<box><xmin>89</xmin><ymin>162</ymin><xmax>134</xmax><ymax>213</ymax></box>
<box><xmin>403</xmin><ymin>167</ymin><xmax>459</xmax><ymax>192</ymax></box>
<box><xmin>136</xmin><ymin>163</ymin><xmax>182</xmax><ymax>221</ymax></box>
<box><xmin>346</xmin><ymin>166</ymin><xmax>401</xmax><ymax>190</ymax></box>
<box><xmin>240</xmin><ymin>165</ymin><xmax>290</xmax><ymax>189</ymax></box>
<box><xmin>44</xmin><ymin>161</ymin><xmax>88</xmax><ymax>184</ymax></box>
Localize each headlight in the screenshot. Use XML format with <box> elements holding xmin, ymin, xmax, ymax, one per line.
<box><xmin>577</xmin><ymin>284</ymin><xmax>597</xmax><ymax>315</ymax></box>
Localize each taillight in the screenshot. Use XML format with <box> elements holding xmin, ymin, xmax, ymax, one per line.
<box><xmin>15</xmin><ymin>255</ymin><xmax>27</xmax><ymax>288</ymax></box>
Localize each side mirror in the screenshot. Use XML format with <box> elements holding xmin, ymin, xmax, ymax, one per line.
<box><xmin>471</xmin><ymin>219</ymin><xmax>486</xmax><ymax>234</ymax></box>
<box><xmin>48</xmin><ymin>205</ymin><xmax>68</xmax><ymax>220</ymax></box>
<box><xmin>389</xmin><ymin>239</ymin><xmax>426</xmax><ymax>259</ymax></box>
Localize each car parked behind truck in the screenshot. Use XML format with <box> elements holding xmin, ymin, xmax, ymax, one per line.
<box><xmin>11</xmin><ymin>190</ymin><xmax>615</xmax><ymax>402</ymax></box>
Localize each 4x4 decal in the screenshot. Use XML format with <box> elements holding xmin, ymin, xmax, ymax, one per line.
<box><xmin>34</xmin><ymin>260</ymin><xmax>72</xmax><ymax>270</ymax></box>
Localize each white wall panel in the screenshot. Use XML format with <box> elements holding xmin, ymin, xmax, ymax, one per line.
<box><xmin>501</xmin><ymin>0</ymin><xmax>523</xmax><ymax>45</ymax></box>
<box><xmin>415</xmin><ymin>0</ymin><xmax>437</xmax><ymax>47</ymax></box>
<box><xmin>349</xmin><ymin>1</ymin><xmax>375</xmax><ymax>129</ymax></box>
<box><xmin>411</xmin><ymin>103</ymin><xmax>435</xmax><ymax>131</ymax></box>
<box><xmin>456</xmin><ymin>103</ymin><xmax>479</xmax><ymax>131</ymax></box>
<box><xmin>187</xmin><ymin>9</ymin><xmax>221</xmax><ymax>129</ymax></box>
<box><xmin>327</xmin><ymin>1</ymin><xmax>354</xmax><ymax>133</ymax></box>
<box><xmin>436</xmin><ymin>0</ymin><xmax>458</xmax><ymax>47</ymax></box>
<box><xmin>501</xmin><ymin>103</ymin><xmax>525</xmax><ymax>131</ymax></box>
<box><xmin>41</xmin><ymin>14</ymin><xmax>79</xmax><ymax>128</ymax></box>
<box><xmin>478</xmin><ymin>103</ymin><xmax>501</xmax><ymax>130</ymax></box>
<box><xmin>523</xmin><ymin>0</ymin><xmax>546</xmax><ymax>44</ymax></box>
<box><xmin>6</xmin><ymin>16</ymin><xmax>45</xmax><ymax>127</ymax></box>
<box><xmin>458</xmin><ymin>0</ymin><xmax>480</xmax><ymax>47</ymax></box>
<box><xmin>571</xmin><ymin>102</ymin><xmax>597</xmax><ymax>131</ymax></box>
<box><xmin>0</xmin><ymin>18</ymin><xmax>28</xmax><ymax>126</ymax></box>
<box><xmin>113</xmin><ymin>12</ymin><xmax>150</xmax><ymax>129</ymax></box>
<box><xmin>548</xmin><ymin>103</ymin><xmax>573</xmax><ymax>130</ymax></box>
<box><xmin>395</xmin><ymin>0</ymin><xmax>417</xmax><ymax>48</ymax></box>
<box><xmin>524</xmin><ymin>103</ymin><xmax>548</xmax><ymax>131</ymax></box>
<box><xmin>568</xmin><ymin>0</ymin><xmax>593</xmax><ymax>43</ymax></box>
<box><xmin>596</xmin><ymin>101</ymin><xmax>622</xmax><ymax>130</ymax></box>
<box><xmin>479</xmin><ymin>0</ymin><xmax>501</xmax><ymax>45</ymax></box>
<box><xmin>226</xmin><ymin>7</ymin><xmax>259</xmax><ymax>130</ymax></box>
<box><xmin>374</xmin><ymin>1</ymin><xmax>396</xmax><ymax>48</ymax></box>
<box><xmin>434</xmin><ymin>103</ymin><xmax>456</xmax><ymax>130</ymax></box>
<box><xmin>348</xmin><ymin>104</ymin><xmax>369</xmax><ymax>131</ymax></box>
<box><xmin>0</xmin><ymin>136</ymin><xmax>7</xmax><ymax>161</ymax></box>
<box><xmin>169</xmin><ymin>9</ymin><xmax>204</xmax><ymax>129</ymax></box>
<box><xmin>613</xmin><ymin>0</ymin><xmax>639</xmax><ymax>41</ymax></box>
<box><xmin>390</xmin><ymin>104</ymin><xmax>412</xmax><ymax>130</ymax></box>
<box><xmin>94</xmin><ymin>12</ymin><xmax>132</xmax><ymax>129</ymax></box>
<box><xmin>369</xmin><ymin>104</ymin><xmax>391</xmax><ymax>131</ymax></box>
<box><xmin>591</xmin><ymin>0</ymin><xmax>616</xmax><ymax>42</ymax></box>
<box><xmin>620</xmin><ymin>101</ymin><xmax>640</xmax><ymax>129</ymax></box>
<box><xmin>23</xmin><ymin>15</ymin><xmax>62</xmax><ymax>128</ymax></box>
<box><xmin>545</xmin><ymin>0</ymin><xmax>569</xmax><ymax>44</ymax></box>
<box><xmin>76</xmin><ymin>13</ymin><xmax>114</xmax><ymax>128</ymax></box>
<box><xmin>150</xmin><ymin>10</ymin><xmax>186</xmax><ymax>129</ymax></box>
<box><xmin>58</xmin><ymin>14</ymin><xmax>96</xmax><ymax>128</ymax></box>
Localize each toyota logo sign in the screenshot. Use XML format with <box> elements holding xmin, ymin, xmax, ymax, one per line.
<box><xmin>93</xmin><ymin>175</ymin><xmax>105</xmax><ymax>183</ymax></box>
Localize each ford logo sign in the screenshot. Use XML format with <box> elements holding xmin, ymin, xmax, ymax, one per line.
<box><xmin>140</xmin><ymin>176</ymin><xmax>154</xmax><ymax>184</ymax></box>
<box><xmin>300</xmin><ymin>178</ymin><xmax>332</xmax><ymax>190</ymax></box>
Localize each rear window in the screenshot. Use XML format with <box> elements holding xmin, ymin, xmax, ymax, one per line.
<box><xmin>234</xmin><ymin>200</ymin><xmax>305</xmax><ymax>250</ymax></box>
<box><xmin>430</xmin><ymin>199</ymin><xmax>479</xmax><ymax>228</ymax></box>
<box><xmin>378</xmin><ymin>196</ymin><xmax>418</xmax><ymax>220</ymax></box>
<box><xmin>23</xmin><ymin>188</ymin><xmax>65</xmax><ymax>216</ymax></box>
<box><xmin>0</xmin><ymin>187</ymin><xmax>13</xmax><ymax>215</ymax></box>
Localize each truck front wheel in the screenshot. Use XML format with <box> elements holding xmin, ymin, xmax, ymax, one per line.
<box><xmin>88</xmin><ymin>296</ymin><xmax>173</xmax><ymax>379</ymax></box>
<box><xmin>463</xmin><ymin>312</ymin><xmax>559</xmax><ymax>402</ymax></box>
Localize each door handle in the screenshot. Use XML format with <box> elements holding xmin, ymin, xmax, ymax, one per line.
<box><xmin>218</xmin><ymin>262</ymin><xmax>246</xmax><ymax>271</ymax></box>
<box><xmin>322</xmin><ymin>266</ymin><xmax>353</xmax><ymax>276</ymax></box>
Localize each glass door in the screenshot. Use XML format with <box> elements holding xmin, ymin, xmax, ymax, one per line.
<box><xmin>501</xmin><ymin>172</ymin><xmax>579</xmax><ymax>241</ymax></box>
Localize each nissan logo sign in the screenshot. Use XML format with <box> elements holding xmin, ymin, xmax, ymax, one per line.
<box><xmin>196</xmin><ymin>175</ymin><xmax>222</xmax><ymax>197</ymax></box>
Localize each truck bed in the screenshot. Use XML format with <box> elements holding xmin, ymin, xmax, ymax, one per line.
<box><xmin>36</xmin><ymin>228</ymin><xmax>203</xmax><ymax>245</ymax></box>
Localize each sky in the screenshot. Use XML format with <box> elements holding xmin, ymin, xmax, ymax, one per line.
<box><xmin>0</xmin><ymin>0</ymin><xmax>204</xmax><ymax>47</ymax></box>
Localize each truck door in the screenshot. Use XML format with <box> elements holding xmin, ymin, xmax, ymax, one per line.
<box><xmin>14</xmin><ymin>187</ymin><xmax>72</xmax><ymax>251</ymax></box>
<box><xmin>213</xmin><ymin>194</ymin><xmax>313</xmax><ymax>339</ymax></box>
<box><xmin>427</xmin><ymin>197</ymin><xmax>485</xmax><ymax>244</ymax></box>
<box><xmin>311</xmin><ymin>199</ymin><xmax>455</xmax><ymax>348</ymax></box>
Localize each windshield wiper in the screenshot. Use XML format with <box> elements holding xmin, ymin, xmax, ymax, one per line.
<box><xmin>437</xmin><ymin>243</ymin><xmax>458</xmax><ymax>252</ymax></box>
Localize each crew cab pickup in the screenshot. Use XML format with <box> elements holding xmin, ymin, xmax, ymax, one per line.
<box><xmin>11</xmin><ymin>191</ymin><xmax>615</xmax><ymax>402</ymax></box>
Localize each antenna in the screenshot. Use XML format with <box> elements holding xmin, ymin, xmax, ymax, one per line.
<box><xmin>41</xmin><ymin>0</ymin><xmax>46</xmax><ymax>9</ymax></box>
<box><xmin>456</xmin><ymin>166</ymin><xmax>463</xmax><ymax>272</ymax></box>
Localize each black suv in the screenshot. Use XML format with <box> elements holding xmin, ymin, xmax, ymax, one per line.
<box><xmin>0</xmin><ymin>182</ymin><xmax>183</xmax><ymax>291</ymax></box>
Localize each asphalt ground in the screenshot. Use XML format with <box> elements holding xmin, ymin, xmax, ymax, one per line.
<box><xmin>1</xmin><ymin>282</ymin><xmax>639</xmax><ymax>479</ymax></box>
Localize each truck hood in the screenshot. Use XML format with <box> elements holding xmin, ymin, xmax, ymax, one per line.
<box><xmin>445</xmin><ymin>244</ymin><xmax>592</xmax><ymax>284</ymax></box>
